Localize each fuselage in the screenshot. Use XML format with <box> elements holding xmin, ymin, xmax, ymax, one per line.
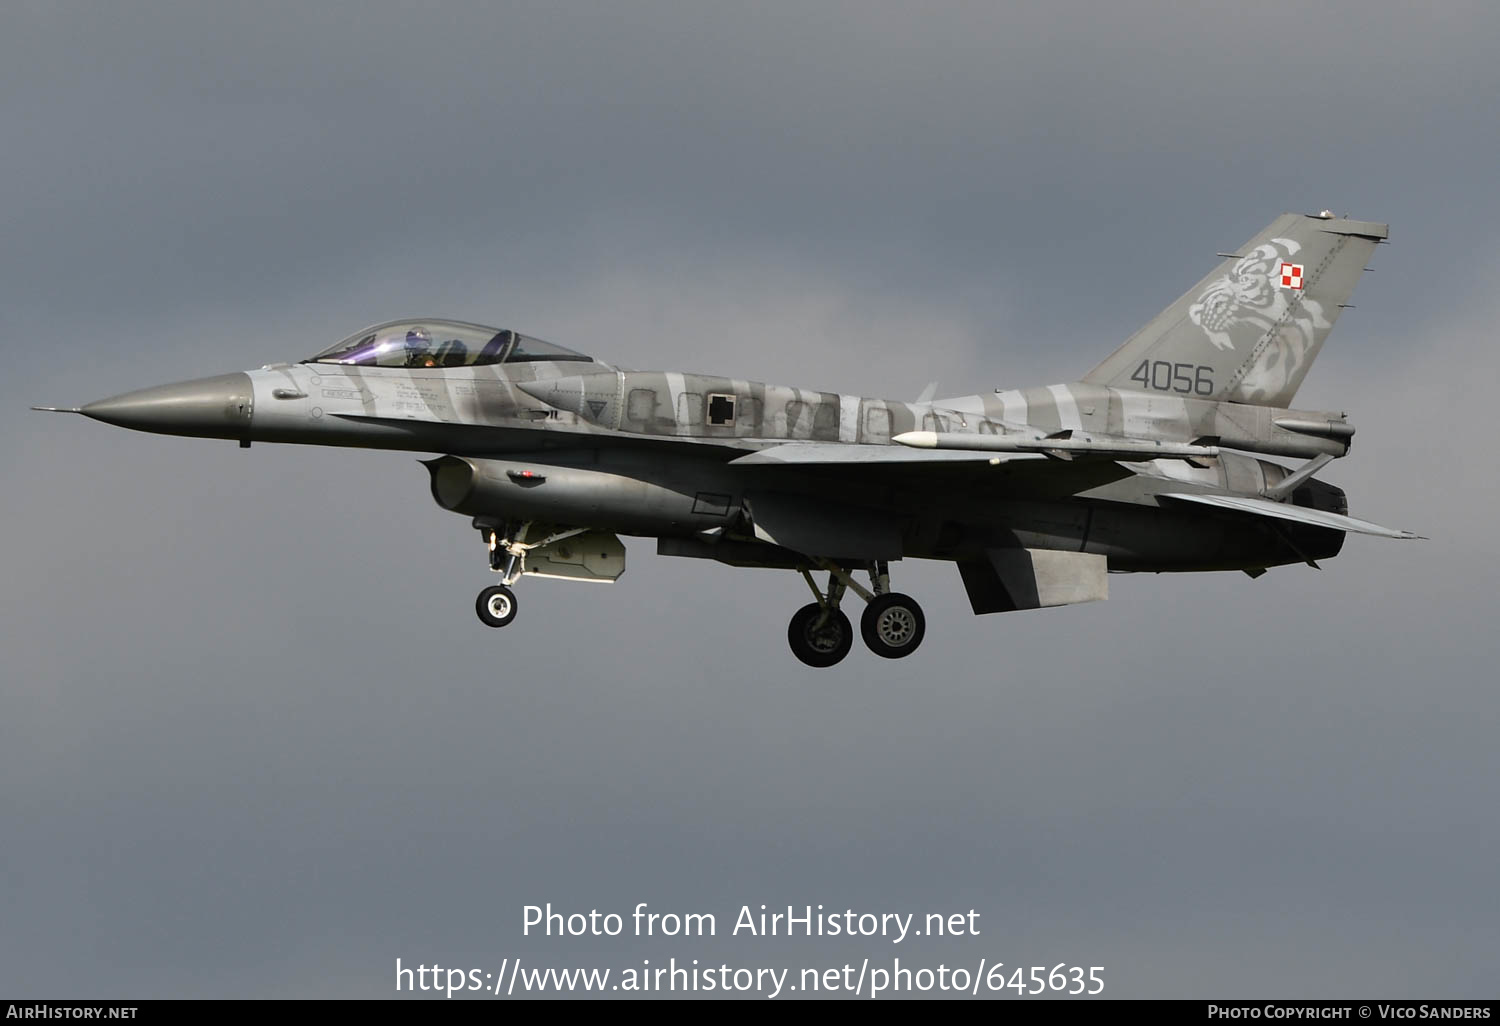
<box><xmin>75</xmin><ymin>319</ymin><xmax>1351</xmax><ymax>575</ymax></box>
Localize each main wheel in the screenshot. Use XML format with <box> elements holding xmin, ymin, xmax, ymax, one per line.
<box><xmin>787</xmin><ymin>603</ymin><xmax>853</xmax><ymax>667</ymax></box>
<box><xmin>860</xmin><ymin>593</ymin><xmax>926</xmax><ymax>658</ymax></box>
<box><xmin>476</xmin><ymin>584</ymin><xmax>518</xmax><ymax>628</ymax></box>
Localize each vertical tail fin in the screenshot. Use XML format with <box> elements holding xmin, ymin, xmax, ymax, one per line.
<box><xmin>1082</xmin><ymin>212</ymin><xmax>1386</xmax><ymax>407</ymax></box>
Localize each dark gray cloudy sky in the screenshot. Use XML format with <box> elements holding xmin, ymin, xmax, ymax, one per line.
<box><xmin>4</xmin><ymin>1</ymin><xmax>1497</xmax><ymax>999</ymax></box>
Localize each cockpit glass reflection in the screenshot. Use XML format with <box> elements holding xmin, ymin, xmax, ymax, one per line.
<box><xmin>307</xmin><ymin>321</ymin><xmax>593</xmax><ymax>368</ymax></box>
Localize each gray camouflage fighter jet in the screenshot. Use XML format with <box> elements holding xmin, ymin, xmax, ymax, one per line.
<box><xmin>37</xmin><ymin>212</ymin><xmax>1419</xmax><ymax>666</ymax></box>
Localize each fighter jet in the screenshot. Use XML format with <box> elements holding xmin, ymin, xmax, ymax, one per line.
<box><xmin>36</xmin><ymin>212</ymin><xmax>1419</xmax><ymax>667</ymax></box>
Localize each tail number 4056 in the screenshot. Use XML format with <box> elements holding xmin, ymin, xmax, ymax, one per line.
<box><xmin>1130</xmin><ymin>360</ymin><xmax>1214</xmax><ymax>396</ymax></box>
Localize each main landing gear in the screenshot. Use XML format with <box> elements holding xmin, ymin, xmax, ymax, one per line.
<box><xmin>471</xmin><ymin>519</ymin><xmax>591</xmax><ymax>629</ymax></box>
<box><xmin>786</xmin><ymin>560</ymin><xmax>925</xmax><ymax>668</ymax></box>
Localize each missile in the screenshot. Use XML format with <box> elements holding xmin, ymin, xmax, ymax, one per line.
<box><xmin>892</xmin><ymin>430</ymin><xmax>1219</xmax><ymax>462</ymax></box>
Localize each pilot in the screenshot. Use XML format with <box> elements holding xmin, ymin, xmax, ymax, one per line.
<box><xmin>403</xmin><ymin>327</ymin><xmax>433</xmax><ymax>367</ymax></box>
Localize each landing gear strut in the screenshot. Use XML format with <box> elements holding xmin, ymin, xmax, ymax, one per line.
<box><xmin>467</xmin><ymin>519</ymin><xmax>567</xmax><ymax>628</ymax></box>
<box><xmin>786</xmin><ymin>560</ymin><xmax>925</xmax><ymax>666</ymax></box>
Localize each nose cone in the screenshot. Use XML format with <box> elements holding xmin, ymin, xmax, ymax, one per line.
<box><xmin>81</xmin><ymin>372</ymin><xmax>254</xmax><ymax>439</ymax></box>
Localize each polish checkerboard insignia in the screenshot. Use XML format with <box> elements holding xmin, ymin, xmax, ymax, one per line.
<box><xmin>1278</xmin><ymin>262</ymin><xmax>1305</xmax><ymax>290</ymax></box>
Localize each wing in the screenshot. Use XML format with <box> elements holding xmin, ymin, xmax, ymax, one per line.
<box><xmin>728</xmin><ymin>443</ymin><xmax>1137</xmax><ymax>500</ymax></box>
<box><xmin>1160</xmin><ymin>492</ymin><xmax>1423</xmax><ymax>539</ymax></box>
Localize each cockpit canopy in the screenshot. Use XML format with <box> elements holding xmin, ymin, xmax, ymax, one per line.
<box><xmin>307</xmin><ymin>320</ymin><xmax>593</xmax><ymax>369</ymax></box>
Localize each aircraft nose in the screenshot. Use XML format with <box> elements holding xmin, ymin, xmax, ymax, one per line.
<box><xmin>80</xmin><ymin>372</ymin><xmax>254</xmax><ymax>439</ymax></box>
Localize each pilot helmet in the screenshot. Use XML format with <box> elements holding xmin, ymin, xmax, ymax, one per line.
<box><xmin>404</xmin><ymin>327</ymin><xmax>432</xmax><ymax>361</ymax></box>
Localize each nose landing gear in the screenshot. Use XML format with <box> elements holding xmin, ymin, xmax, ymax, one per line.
<box><xmin>787</xmin><ymin>560</ymin><xmax>925</xmax><ymax>666</ymax></box>
<box><xmin>469</xmin><ymin>519</ymin><xmax>591</xmax><ymax>629</ymax></box>
<box><xmin>474</xmin><ymin>520</ymin><xmax>526</xmax><ymax>628</ymax></box>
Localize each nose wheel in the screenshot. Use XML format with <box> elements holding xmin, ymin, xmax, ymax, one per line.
<box><xmin>787</xmin><ymin>561</ymin><xmax>925</xmax><ymax>666</ymax></box>
<box><xmin>476</xmin><ymin>584</ymin><xmax>518</xmax><ymax>628</ymax></box>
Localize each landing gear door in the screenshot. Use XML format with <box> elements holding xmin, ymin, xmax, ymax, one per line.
<box><xmin>524</xmin><ymin>531</ymin><xmax>627</xmax><ymax>583</ymax></box>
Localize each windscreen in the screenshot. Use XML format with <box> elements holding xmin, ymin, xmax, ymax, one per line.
<box><xmin>308</xmin><ymin>321</ymin><xmax>592</xmax><ymax>367</ymax></box>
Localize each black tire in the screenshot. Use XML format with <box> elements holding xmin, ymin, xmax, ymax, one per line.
<box><xmin>476</xmin><ymin>584</ymin><xmax>518</xmax><ymax>628</ymax></box>
<box><xmin>860</xmin><ymin>593</ymin><xmax>926</xmax><ymax>658</ymax></box>
<box><xmin>787</xmin><ymin>603</ymin><xmax>853</xmax><ymax>668</ymax></box>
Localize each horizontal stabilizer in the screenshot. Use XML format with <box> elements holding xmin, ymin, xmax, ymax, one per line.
<box><xmin>1161</xmin><ymin>492</ymin><xmax>1422</xmax><ymax>539</ymax></box>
